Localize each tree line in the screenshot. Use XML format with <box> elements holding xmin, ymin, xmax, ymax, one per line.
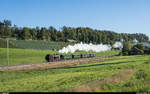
<box><xmin>0</xmin><ymin>19</ymin><xmax>149</xmax><ymax>45</ymax></box>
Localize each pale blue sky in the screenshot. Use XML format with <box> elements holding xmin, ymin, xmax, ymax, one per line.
<box><xmin>0</xmin><ymin>0</ymin><xmax>150</xmax><ymax>38</ymax></box>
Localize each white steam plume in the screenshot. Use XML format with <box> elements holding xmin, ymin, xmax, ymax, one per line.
<box><xmin>133</xmin><ymin>39</ymin><xmax>138</xmax><ymax>43</ymax></box>
<box><xmin>59</xmin><ymin>42</ymin><xmax>112</xmax><ymax>53</ymax></box>
<box><xmin>112</xmin><ymin>41</ymin><xmax>123</xmax><ymax>49</ymax></box>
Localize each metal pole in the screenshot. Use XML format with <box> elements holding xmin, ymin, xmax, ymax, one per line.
<box><xmin>7</xmin><ymin>39</ymin><xmax>9</xmax><ymax>66</ymax></box>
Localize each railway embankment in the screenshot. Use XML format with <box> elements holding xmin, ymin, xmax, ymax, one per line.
<box><xmin>0</xmin><ymin>56</ymin><xmax>129</xmax><ymax>71</ymax></box>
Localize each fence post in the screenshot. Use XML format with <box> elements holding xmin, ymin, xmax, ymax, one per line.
<box><xmin>7</xmin><ymin>39</ymin><xmax>9</xmax><ymax>66</ymax></box>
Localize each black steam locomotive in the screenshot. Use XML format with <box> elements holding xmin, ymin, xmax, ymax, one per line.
<box><xmin>45</xmin><ymin>53</ymin><xmax>96</xmax><ymax>62</ymax></box>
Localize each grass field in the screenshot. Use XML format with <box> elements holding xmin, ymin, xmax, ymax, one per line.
<box><xmin>0</xmin><ymin>48</ymin><xmax>120</xmax><ymax>66</ymax></box>
<box><xmin>0</xmin><ymin>48</ymin><xmax>58</xmax><ymax>66</ymax></box>
<box><xmin>0</xmin><ymin>55</ymin><xmax>150</xmax><ymax>92</ymax></box>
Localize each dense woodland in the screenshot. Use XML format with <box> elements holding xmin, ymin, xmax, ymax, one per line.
<box><xmin>0</xmin><ymin>20</ymin><xmax>149</xmax><ymax>45</ymax></box>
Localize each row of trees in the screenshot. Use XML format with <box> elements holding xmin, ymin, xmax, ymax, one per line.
<box><xmin>0</xmin><ymin>20</ymin><xmax>149</xmax><ymax>45</ymax></box>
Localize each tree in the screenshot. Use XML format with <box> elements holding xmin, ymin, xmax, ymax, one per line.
<box><xmin>29</xmin><ymin>28</ymin><xmax>38</xmax><ymax>40</ymax></box>
<box><xmin>40</xmin><ymin>27</ymin><xmax>49</xmax><ymax>40</ymax></box>
<box><xmin>21</xmin><ymin>27</ymin><xmax>31</xmax><ymax>40</ymax></box>
<box><xmin>49</xmin><ymin>26</ymin><xmax>57</xmax><ymax>41</ymax></box>
<box><xmin>11</xmin><ymin>24</ymin><xmax>18</xmax><ymax>38</ymax></box>
<box><xmin>122</xmin><ymin>41</ymin><xmax>133</xmax><ymax>55</ymax></box>
<box><xmin>0</xmin><ymin>21</ymin><xmax>4</xmax><ymax>37</ymax></box>
<box><xmin>4</xmin><ymin>20</ymin><xmax>12</xmax><ymax>37</ymax></box>
<box><xmin>57</xmin><ymin>31</ymin><xmax>64</xmax><ymax>41</ymax></box>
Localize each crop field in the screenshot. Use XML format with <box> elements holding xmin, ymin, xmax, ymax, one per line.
<box><xmin>0</xmin><ymin>55</ymin><xmax>150</xmax><ymax>92</ymax></box>
<box><xmin>10</xmin><ymin>40</ymin><xmax>71</xmax><ymax>50</ymax></box>
<box><xmin>0</xmin><ymin>48</ymin><xmax>119</xmax><ymax>66</ymax></box>
<box><xmin>0</xmin><ymin>39</ymin><xmax>73</xmax><ymax>50</ymax></box>
<box><xmin>0</xmin><ymin>39</ymin><xmax>16</xmax><ymax>48</ymax></box>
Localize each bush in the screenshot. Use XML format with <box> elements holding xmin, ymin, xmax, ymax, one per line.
<box><xmin>135</xmin><ymin>70</ymin><xmax>147</xmax><ymax>79</ymax></box>
<box><xmin>124</xmin><ymin>82</ymin><xmax>134</xmax><ymax>87</ymax></box>
<box><xmin>122</xmin><ymin>51</ymin><xmax>129</xmax><ymax>56</ymax></box>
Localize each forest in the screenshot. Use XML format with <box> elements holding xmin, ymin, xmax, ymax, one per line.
<box><xmin>0</xmin><ymin>19</ymin><xmax>149</xmax><ymax>45</ymax></box>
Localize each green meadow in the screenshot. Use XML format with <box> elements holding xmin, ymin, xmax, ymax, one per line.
<box><xmin>0</xmin><ymin>55</ymin><xmax>150</xmax><ymax>92</ymax></box>
<box><xmin>0</xmin><ymin>48</ymin><xmax>57</xmax><ymax>66</ymax></box>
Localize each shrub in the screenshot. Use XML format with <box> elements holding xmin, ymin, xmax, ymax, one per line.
<box><xmin>135</xmin><ymin>70</ymin><xmax>147</xmax><ymax>79</ymax></box>
<box><xmin>122</xmin><ymin>51</ymin><xmax>129</xmax><ymax>56</ymax></box>
<box><xmin>124</xmin><ymin>82</ymin><xmax>134</xmax><ymax>87</ymax></box>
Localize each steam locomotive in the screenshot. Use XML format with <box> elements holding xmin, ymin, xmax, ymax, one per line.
<box><xmin>45</xmin><ymin>53</ymin><xmax>96</xmax><ymax>62</ymax></box>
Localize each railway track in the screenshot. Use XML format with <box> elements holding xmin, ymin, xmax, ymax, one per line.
<box><xmin>0</xmin><ymin>55</ymin><xmax>118</xmax><ymax>71</ymax></box>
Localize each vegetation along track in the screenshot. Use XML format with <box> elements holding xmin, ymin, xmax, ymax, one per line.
<box><xmin>0</xmin><ymin>56</ymin><xmax>132</xmax><ymax>71</ymax></box>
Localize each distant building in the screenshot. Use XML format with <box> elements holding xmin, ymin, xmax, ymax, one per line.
<box><xmin>129</xmin><ymin>47</ymin><xmax>143</xmax><ymax>55</ymax></box>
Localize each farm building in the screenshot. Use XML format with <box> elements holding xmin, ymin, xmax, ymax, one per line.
<box><xmin>129</xmin><ymin>47</ymin><xmax>144</xmax><ymax>55</ymax></box>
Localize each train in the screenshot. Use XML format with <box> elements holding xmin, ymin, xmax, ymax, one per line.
<box><xmin>45</xmin><ymin>53</ymin><xmax>96</xmax><ymax>62</ymax></box>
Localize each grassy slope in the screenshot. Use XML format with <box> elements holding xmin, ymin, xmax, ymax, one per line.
<box><xmin>0</xmin><ymin>55</ymin><xmax>150</xmax><ymax>92</ymax></box>
<box><xmin>0</xmin><ymin>48</ymin><xmax>58</xmax><ymax>66</ymax></box>
<box><xmin>0</xmin><ymin>48</ymin><xmax>119</xmax><ymax>66</ymax></box>
<box><xmin>95</xmin><ymin>56</ymin><xmax>150</xmax><ymax>92</ymax></box>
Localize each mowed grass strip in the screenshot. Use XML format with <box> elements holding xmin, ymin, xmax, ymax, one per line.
<box><xmin>0</xmin><ymin>55</ymin><xmax>149</xmax><ymax>92</ymax></box>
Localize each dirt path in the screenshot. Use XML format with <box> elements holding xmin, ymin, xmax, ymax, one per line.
<box><xmin>69</xmin><ymin>69</ymin><xmax>135</xmax><ymax>92</ymax></box>
<box><xmin>0</xmin><ymin>56</ymin><xmax>128</xmax><ymax>71</ymax></box>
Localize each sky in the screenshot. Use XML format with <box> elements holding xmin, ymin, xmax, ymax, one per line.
<box><xmin>0</xmin><ymin>0</ymin><xmax>150</xmax><ymax>38</ymax></box>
